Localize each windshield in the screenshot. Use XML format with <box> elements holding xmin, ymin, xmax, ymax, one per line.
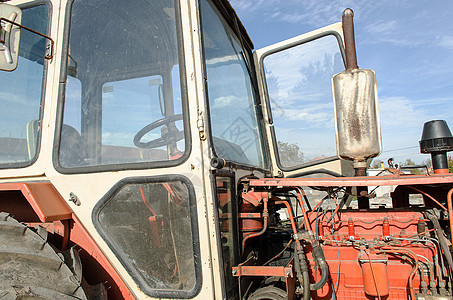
<box><xmin>200</xmin><ymin>0</ymin><xmax>266</xmax><ymax>169</ymax></box>
<box><xmin>58</xmin><ymin>0</ymin><xmax>186</xmax><ymax>170</ymax></box>
<box><xmin>0</xmin><ymin>4</ymin><xmax>49</xmax><ymax>167</ymax></box>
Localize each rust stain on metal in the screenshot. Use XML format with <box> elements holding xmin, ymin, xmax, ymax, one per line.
<box><xmin>349</xmin><ymin>114</ymin><xmax>362</xmax><ymax>142</ymax></box>
<box><xmin>248</xmin><ymin>173</ymin><xmax>453</xmax><ymax>188</ymax></box>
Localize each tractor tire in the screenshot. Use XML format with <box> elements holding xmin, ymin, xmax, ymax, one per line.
<box><xmin>0</xmin><ymin>212</ymin><xmax>88</xmax><ymax>300</ymax></box>
<box><xmin>248</xmin><ymin>286</ymin><xmax>288</xmax><ymax>300</ymax></box>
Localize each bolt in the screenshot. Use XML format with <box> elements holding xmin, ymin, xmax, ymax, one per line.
<box><xmin>285</xmin><ymin>269</ymin><xmax>291</xmax><ymax>277</ymax></box>
<box><xmin>232</xmin><ymin>269</ymin><xmax>238</xmax><ymax>276</ymax></box>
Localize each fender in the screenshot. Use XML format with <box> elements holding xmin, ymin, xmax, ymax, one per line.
<box><xmin>0</xmin><ymin>181</ymin><xmax>135</xmax><ymax>300</ymax></box>
<box><xmin>0</xmin><ymin>181</ymin><xmax>72</xmax><ymax>222</ymax></box>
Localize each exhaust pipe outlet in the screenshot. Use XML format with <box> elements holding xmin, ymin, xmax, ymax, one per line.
<box><xmin>420</xmin><ymin>120</ymin><xmax>453</xmax><ymax>174</ymax></box>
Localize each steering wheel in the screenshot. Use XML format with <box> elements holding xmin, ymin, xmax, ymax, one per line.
<box><xmin>134</xmin><ymin>114</ymin><xmax>184</xmax><ymax>148</ymax></box>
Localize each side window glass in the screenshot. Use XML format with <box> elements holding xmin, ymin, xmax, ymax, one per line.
<box><xmin>263</xmin><ymin>36</ymin><xmax>344</xmax><ymax>169</ymax></box>
<box><xmin>0</xmin><ymin>4</ymin><xmax>48</xmax><ymax>167</ymax></box>
<box><xmin>94</xmin><ymin>178</ymin><xmax>200</xmax><ymax>297</ymax></box>
<box><xmin>200</xmin><ymin>0</ymin><xmax>266</xmax><ymax>168</ymax></box>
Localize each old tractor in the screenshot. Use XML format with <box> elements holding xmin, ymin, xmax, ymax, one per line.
<box><xmin>0</xmin><ymin>0</ymin><xmax>452</xmax><ymax>299</ymax></box>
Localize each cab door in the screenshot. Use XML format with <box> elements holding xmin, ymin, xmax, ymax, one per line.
<box><xmin>254</xmin><ymin>23</ymin><xmax>352</xmax><ymax>178</ymax></box>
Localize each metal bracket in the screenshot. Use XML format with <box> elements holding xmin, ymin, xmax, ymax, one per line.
<box><xmin>0</xmin><ymin>17</ymin><xmax>54</xmax><ymax>59</ymax></box>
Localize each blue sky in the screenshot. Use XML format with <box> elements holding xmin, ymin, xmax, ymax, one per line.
<box><xmin>230</xmin><ymin>0</ymin><xmax>453</xmax><ymax>166</ymax></box>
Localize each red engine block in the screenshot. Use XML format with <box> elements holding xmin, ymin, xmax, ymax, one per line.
<box><xmin>309</xmin><ymin>210</ymin><xmax>440</xmax><ymax>299</ymax></box>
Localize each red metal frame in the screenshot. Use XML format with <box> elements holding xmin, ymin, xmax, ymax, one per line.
<box><xmin>70</xmin><ymin>213</ymin><xmax>136</xmax><ymax>299</ymax></box>
<box><xmin>248</xmin><ymin>173</ymin><xmax>453</xmax><ymax>187</ymax></box>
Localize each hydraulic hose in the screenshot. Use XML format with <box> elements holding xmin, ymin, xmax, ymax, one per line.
<box><xmin>241</xmin><ymin>199</ymin><xmax>269</xmax><ymax>255</ymax></box>
<box><xmin>424</xmin><ymin>210</ymin><xmax>453</xmax><ymax>277</ymax></box>
<box><xmin>310</xmin><ymin>241</ymin><xmax>329</xmax><ymax>291</ymax></box>
<box><xmin>294</xmin><ymin>241</ymin><xmax>310</xmax><ymax>300</ymax></box>
<box><xmin>294</xmin><ymin>240</ymin><xmax>329</xmax><ymax>300</ymax></box>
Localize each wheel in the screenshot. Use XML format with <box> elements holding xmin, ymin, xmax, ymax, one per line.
<box><xmin>133</xmin><ymin>114</ymin><xmax>184</xmax><ymax>148</ymax></box>
<box><xmin>248</xmin><ymin>286</ymin><xmax>288</xmax><ymax>300</ymax></box>
<box><xmin>0</xmin><ymin>212</ymin><xmax>88</xmax><ymax>299</ymax></box>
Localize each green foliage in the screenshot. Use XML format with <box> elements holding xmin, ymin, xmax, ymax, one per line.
<box><xmin>277</xmin><ymin>141</ymin><xmax>304</xmax><ymax>167</ymax></box>
<box><xmin>400</xmin><ymin>158</ymin><xmax>421</xmax><ymax>174</ymax></box>
<box><xmin>423</xmin><ymin>158</ymin><xmax>432</xmax><ymax>168</ymax></box>
<box><xmin>449</xmin><ymin>155</ymin><xmax>453</xmax><ymax>173</ymax></box>
<box><xmin>403</xmin><ymin>158</ymin><xmax>415</xmax><ymax>166</ymax></box>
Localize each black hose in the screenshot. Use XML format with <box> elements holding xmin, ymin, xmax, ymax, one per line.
<box><xmin>310</xmin><ymin>241</ymin><xmax>329</xmax><ymax>291</ymax></box>
<box><xmin>424</xmin><ymin>210</ymin><xmax>453</xmax><ymax>279</ymax></box>
<box><xmin>294</xmin><ymin>242</ymin><xmax>310</xmax><ymax>300</ymax></box>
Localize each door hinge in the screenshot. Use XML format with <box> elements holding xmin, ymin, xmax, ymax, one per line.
<box><xmin>197</xmin><ymin>111</ymin><xmax>207</xmax><ymax>141</ymax></box>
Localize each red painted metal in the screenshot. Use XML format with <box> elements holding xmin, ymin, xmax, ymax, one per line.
<box><xmin>0</xmin><ymin>182</ymin><xmax>72</xmax><ymax>222</ymax></box>
<box><xmin>347</xmin><ymin>218</ymin><xmax>355</xmax><ymax>240</ymax></box>
<box><xmin>434</xmin><ymin>168</ymin><xmax>449</xmax><ymax>174</ymax></box>
<box><xmin>242</xmin><ymin>188</ymin><xmax>268</xmax><ymax>206</ymax></box>
<box><xmin>233</xmin><ymin>265</ymin><xmax>293</xmax><ymax>277</ymax></box>
<box><xmin>239</xmin><ymin>204</ymin><xmax>264</xmax><ymax>234</ymax></box>
<box><xmin>70</xmin><ymin>213</ymin><xmax>135</xmax><ymax>299</ymax></box>
<box><xmin>317</xmin><ymin>220</ymin><xmax>324</xmax><ymax>239</ymax></box>
<box><xmin>447</xmin><ymin>188</ymin><xmax>453</xmax><ymax>244</ymax></box>
<box><xmin>238</xmin><ymin>212</ymin><xmax>261</xmax><ymax>219</ymax></box>
<box><xmin>248</xmin><ymin>173</ymin><xmax>453</xmax><ymax>187</ymax></box>
<box><xmin>382</xmin><ymin>217</ymin><xmax>390</xmax><ymax>238</ymax></box>
<box><xmin>358</xmin><ymin>252</ymin><xmax>389</xmax><ymax>297</ymax></box>
<box><xmin>295</xmin><ymin>188</ymin><xmax>312</xmax><ymax>231</ymax></box>
<box><xmin>241</xmin><ymin>198</ymin><xmax>268</xmax><ymax>254</ymax></box>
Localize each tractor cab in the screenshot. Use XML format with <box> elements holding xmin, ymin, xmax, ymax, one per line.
<box><xmin>0</xmin><ymin>1</ymin><xmax>347</xmax><ymax>297</ymax></box>
<box><xmin>1</xmin><ymin>1</ymin><xmax>452</xmax><ymax>300</ymax></box>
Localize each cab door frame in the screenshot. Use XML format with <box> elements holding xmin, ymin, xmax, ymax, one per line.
<box><xmin>253</xmin><ymin>23</ymin><xmax>349</xmax><ymax>178</ymax></box>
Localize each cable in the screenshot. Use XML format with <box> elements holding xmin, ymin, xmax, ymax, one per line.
<box><xmin>376</xmin><ymin>247</ymin><xmax>419</xmax><ymax>300</ymax></box>
<box><xmin>329</xmin><ymin>276</ymin><xmax>337</xmax><ymax>300</ymax></box>
<box><xmin>263</xmin><ymin>239</ymin><xmax>293</xmax><ymax>266</ymax></box>
<box><xmin>407</xmin><ymin>186</ymin><xmax>447</xmax><ymax>211</ymax></box>
<box><xmin>333</xmin><ymin>239</ymin><xmax>341</xmax><ymax>295</ymax></box>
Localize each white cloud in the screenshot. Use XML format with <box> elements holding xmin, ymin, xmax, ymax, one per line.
<box><xmin>438</xmin><ymin>35</ymin><xmax>453</xmax><ymax>50</ymax></box>
<box><xmin>212</xmin><ymin>95</ymin><xmax>244</xmax><ymax>109</ymax></box>
<box><xmin>365</xmin><ymin>20</ymin><xmax>398</xmax><ymax>34</ymax></box>
<box><xmin>230</xmin><ymin>0</ymin><xmax>373</xmax><ymax>27</ymax></box>
<box><xmin>263</xmin><ymin>36</ymin><xmax>341</xmax><ymax>104</ymax></box>
<box><xmin>102</xmin><ymin>131</ymin><xmax>160</xmax><ymax>147</ymax></box>
<box><xmin>0</xmin><ymin>91</ymin><xmax>31</xmax><ymax>106</ymax></box>
<box><xmin>273</xmin><ymin>102</ymin><xmax>333</xmax><ymax>124</ymax></box>
<box><xmin>229</xmin><ymin>0</ymin><xmax>268</xmax><ymax>14</ymax></box>
<box><xmin>378</xmin><ymin>96</ymin><xmax>449</xmax><ymax>129</ymax></box>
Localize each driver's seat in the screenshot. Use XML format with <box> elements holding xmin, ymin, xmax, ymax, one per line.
<box><xmin>59</xmin><ymin>124</ymin><xmax>89</xmax><ymax>167</ymax></box>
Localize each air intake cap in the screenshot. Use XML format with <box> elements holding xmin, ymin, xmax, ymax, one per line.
<box><xmin>420</xmin><ymin>120</ymin><xmax>453</xmax><ymax>174</ymax></box>
<box><xmin>420</xmin><ymin>120</ymin><xmax>453</xmax><ymax>153</ymax></box>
